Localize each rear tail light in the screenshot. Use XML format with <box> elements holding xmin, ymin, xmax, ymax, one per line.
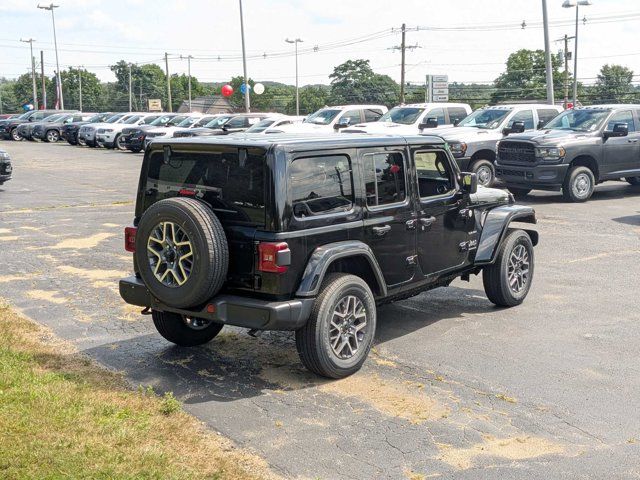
<box><xmin>178</xmin><ymin>188</ymin><xmax>196</xmax><ymax>197</ymax></box>
<box><xmin>258</xmin><ymin>242</ymin><xmax>291</xmax><ymax>273</ymax></box>
<box><xmin>124</xmin><ymin>226</ymin><xmax>137</xmax><ymax>252</ymax></box>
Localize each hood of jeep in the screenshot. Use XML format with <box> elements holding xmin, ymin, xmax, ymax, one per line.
<box><xmin>503</xmin><ymin>129</ymin><xmax>593</xmax><ymax>146</ymax></box>
<box><xmin>470</xmin><ymin>186</ymin><xmax>510</xmax><ymax>207</ymax></box>
<box><xmin>437</xmin><ymin>126</ymin><xmax>503</xmax><ymax>143</ymax></box>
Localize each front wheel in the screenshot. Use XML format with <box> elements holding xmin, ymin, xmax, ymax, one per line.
<box><xmin>152</xmin><ymin>310</ymin><xmax>223</xmax><ymax>346</ymax></box>
<box><xmin>115</xmin><ymin>133</ymin><xmax>126</xmax><ymax>150</ymax></box>
<box><xmin>626</xmin><ymin>176</ymin><xmax>640</xmax><ymax>186</ymax></box>
<box><xmin>563</xmin><ymin>166</ymin><xmax>595</xmax><ymax>202</ymax></box>
<box><xmin>45</xmin><ymin>129</ymin><xmax>59</xmax><ymax>143</ymax></box>
<box><xmin>483</xmin><ymin>229</ymin><xmax>534</xmax><ymax>307</ymax></box>
<box><xmin>470</xmin><ymin>159</ymin><xmax>495</xmax><ymax>187</ymax></box>
<box><xmin>296</xmin><ymin>273</ymin><xmax>377</xmax><ymax>379</ymax></box>
<box><xmin>10</xmin><ymin>128</ymin><xmax>22</xmax><ymax>141</ymax></box>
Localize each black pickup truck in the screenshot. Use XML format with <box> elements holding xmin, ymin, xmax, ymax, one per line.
<box><xmin>496</xmin><ymin>105</ymin><xmax>640</xmax><ymax>202</ymax></box>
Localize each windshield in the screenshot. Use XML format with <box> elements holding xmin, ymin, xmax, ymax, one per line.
<box><xmin>194</xmin><ymin>116</ymin><xmax>217</xmax><ymax>127</ymax></box>
<box><xmin>177</xmin><ymin>116</ymin><xmax>202</xmax><ymax>128</ymax></box>
<box><xmin>141</xmin><ymin>115</ymin><xmax>161</xmax><ymax>125</ymax></box>
<box><xmin>124</xmin><ymin>115</ymin><xmax>142</xmax><ymax>124</ymax></box>
<box><xmin>304</xmin><ymin>109</ymin><xmax>340</xmax><ymax>125</ymax></box>
<box><xmin>167</xmin><ymin>115</ymin><xmax>188</xmax><ymax>126</ymax></box>
<box><xmin>246</xmin><ymin>118</ymin><xmax>277</xmax><ymax>133</ymax></box>
<box><xmin>17</xmin><ymin>112</ymin><xmax>31</xmax><ymax>120</ymax></box>
<box><xmin>378</xmin><ymin>107</ymin><xmax>425</xmax><ymax>125</ymax></box>
<box><xmin>42</xmin><ymin>113</ymin><xmax>66</xmax><ymax>123</ymax></box>
<box><xmin>89</xmin><ymin>113</ymin><xmax>108</xmax><ymax>123</ymax></box>
<box><xmin>203</xmin><ymin>115</ymin><xmax>232</xmax><ymax>128</ymax></box>
<box><xmin>544</xmin><ymin>109</ymin><xmax>610</xmax><ymax>132</ymax></box>
<box><xmin>458</xmin><ymin>108</ymin><xmax>512</xmax><ymax>129</ymax></box>
<box><xmin>149</xmin><ymin>114</ymin><xmax>175</xmax><ymax>126</ymax></box>
<box><xmin>105</xmin><ymin>113</ymin><xmax>126</xmax><ymax>123</ymax></box>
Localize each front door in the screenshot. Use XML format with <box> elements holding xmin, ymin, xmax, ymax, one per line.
<box><xmin>361</xmin><ymin>148</ymin><xmax>416</xmax><ymax>286</ymax></box>
<box><xmin>603</xmin><ymin>109</ymin><xmax>640</xmax><ymax>175</ymax></box>
<box><xmin>413</xmin><ymin>148</ymin><xmax>475</xmax><ymax>276</ymax></box>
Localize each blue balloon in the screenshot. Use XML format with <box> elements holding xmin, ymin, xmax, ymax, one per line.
<box><xmin>240</xmin><ymin>83</ymin><xmax>251</xmax><ymax>95</ymax></box>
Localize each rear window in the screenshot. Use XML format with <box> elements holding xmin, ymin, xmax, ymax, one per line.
<box><xmin>144</xmin><ymin>150</ymin><xmax>266</xmax><ymax>226</ymax></box>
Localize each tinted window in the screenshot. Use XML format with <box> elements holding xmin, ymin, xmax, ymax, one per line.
<box><xmin>225</xmin><ymin>117</ymin><xmax>248</xmax><ymax>128</ymax></box>
<box><xmin>364</xmin><ymin>108</ymin><xmax>383</xmax><ymax>122</ymax></box>
<box><xmin>537</xmin><ymin>108</ymin><xmax>559</xmax><ymax>127</ymax></box>
<box><xmin>511</xmin><ymin>110</ymin><xmax>535</xmax><ymax>130</ymax></box>
<box><xmin>290</xmin><ymin>155</ymin><xmax>353</xmax><ymax>217</ymax></box>
<box><xmin>415</xmin><ymin>150</ymin><xmax>454</xmax><ymax>198</ymax></box>
<box><xmin>447</xmin><ymin>107</ymin><xmax>468</xmax><ymax>123</ymax></box>
<box><xmin>379</xmin><ymin>107</ymin><xmax>425</xmax><ymax>125</ymax></box>
<box><xmin>364</xmin><ymin>152</ymin><xmax>406</xmax><ymax>207</ymax></box>
<box><xmin>341</xmin><ymin>110</ymin><xmax>362</xmax><ymax>126</ymax></box>
<box><xmin>426</xmin><ymin>108</ymin><xmax>445</xmax><ymax>125</ymax></box>
<box><xmin>607</xmin><ymin>110</ymin><xmax>635</xmax><ymax>132</ymax></box>
<box><xmin>145</xmin><ymin>150</ymin><xmax>265</xmax><ymax>226</ymax></box>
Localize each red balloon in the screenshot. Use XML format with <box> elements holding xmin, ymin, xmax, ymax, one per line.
<box><xmin>221</xmin><ymin>84</ymin><xmax>234</xmax><ymax>97</ymax></box>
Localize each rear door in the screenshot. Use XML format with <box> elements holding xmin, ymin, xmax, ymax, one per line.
<box><xmin>360</xmin><ymin>147</ymin><xmax>416</xmax><ymax>286</ymax></box>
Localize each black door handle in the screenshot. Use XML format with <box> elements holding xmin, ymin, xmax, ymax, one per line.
<box><xmin>372</xmin><ymin>225</ymin><xmax>391</xmax><ymax>236</ymax></box>
<box><xmin>420</xmin><ymin>216</ymin><xmax>436</xmax><ymax>227</ymax></box>
<box><xmin>405</xmin><ymin>219</ymin><xmax>417</xmax><ymax>230</ymax></box>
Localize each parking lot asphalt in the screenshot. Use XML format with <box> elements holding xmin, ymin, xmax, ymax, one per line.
<box><xmin>1</xmin><ymin>140</ymin><xmax>639</xmax><ymax>479</ymax></box>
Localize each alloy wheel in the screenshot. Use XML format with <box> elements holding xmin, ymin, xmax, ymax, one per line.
<box><xmin>147</xmin><ymin>221</ymin><xmax>194</xmax><ymax>287</ymax></box>
<box><xmin>507</xmin><ymin>244</ymin><xmax>530</xmax><ymax>294</ymax></box>
<box><xmin>329</xmin><ymin>295</ymin><xmax>368</xmax><ymax>360</ymax></box>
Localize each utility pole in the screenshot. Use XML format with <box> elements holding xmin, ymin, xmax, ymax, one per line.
<box><xmin>20</xmin><ymin>39</ymin><xmax>38</xmax><ymax>110</ymax></box>
<box><xmin>181</xmin><ymin>55</ymin><xmax>193</xmax><ymax>112</ymax></box>
<box><xmin>400</xmin><ymin>23</ymin><xmax>406</xmax><ymax>104</ymax></box>
<box><xmin>541</xmin><ymin>0</ymin><xmax>555</xmax><ymax>105</ymax></box>
<box><xmin>238</xmin><ymin>0</ymin><xmax>250</xmax><ymax>112</ymax></box>
<box><xmin>40</xmin><ymin>50</ymin><xmax>46</xmax><ymax>108</ymax></box>
<box><xmin>563</xmin><ymin>35</ymin><xmax>570</xmax><ymax>108</ymax></box>
<box><xmin>38</xmin><ymin>3</ymin><xmax>63</xmax><ymax>109</ymax></box>
<box><xmin>128</xmin><ymin>63</ymin><xmax>132</xmax><ymax>111</ymax></box>
<box><xmin>164</xmin><ymin>53</ymin><xmax>172</xmax><ymax>112</ymax></box>
<box><xmin>78</xmin><ymin>66</ymin><xmax>82</xmax><ymax>111</ymax></box>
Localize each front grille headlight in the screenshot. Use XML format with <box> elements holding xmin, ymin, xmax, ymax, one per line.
<box><xmin>0</xmin><ymin>152</ymin><xmax>9</xmax><ymax>160</ymax></box>
<box><xmin>448</xmin><ymin>142</ymin><xmax>467</xmax><ymax>157</ymax></box>
<box><xmin>535</xmin><ymin>146</ymin><xmax>565</xmax><ymax>161</ymax></box>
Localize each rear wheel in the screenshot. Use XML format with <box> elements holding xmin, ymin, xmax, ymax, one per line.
<box><xmin>296</xmin><ymin>273</ymin><xmax>376</xmax><ymax>379</ymax></box>
<box><xmin>483</xmin><ymin>229</ymin><xmax>534</xmax><ymax>307</ymax></box>
<box><xmin>152</xmin><ymin>310</ymin><xmax>223</xmax><ymax>346</ymax></box>
<box><xmin>10</xmin><ymin>128</ymin><xmax>22</xmax><ymax>141</ymax></box>
<box><xmin>507</xmin><ymin>187</ymin><xmax>532</xmax><ymax>199</ymax></box>
<box><xmin>45</xmin><ymin>129</ymin><xmax>59</xmax><ymax>143</ymax></box>
<box><xmin>626</xmin><ymin>176</ymin><xmax>640</xmax><ymax>186</ymax></box>
<box><xmin>470</xmin><ymin>159</ymin><xmax>495</xmax><ymax>187</ymax></box>
<box><xmin>562</xmin><ymin>165</ymin><xmax>595</xmax><ymax>202</ymax></box>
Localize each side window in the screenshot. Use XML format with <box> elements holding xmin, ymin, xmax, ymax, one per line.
<box><xmin>447</xmin><ymin>107</ymin><xmax>468</xmax><ymax>124</ymax></box>
<box><xmin>341</xmin><ymin>109</ymin><xmax>362</xmax><ymax>126</ymax></box>
<box><xmin>290</xmin><ymin>155</ymin><xmax>354</xmax><ymax>218</ymax></box>
<box><xmin>607</xmin><ymin>110</ymin><xmax>635</xmax><ymax>132</ymax></box>
<box><xmin>537</xmin><ymin>109</ymin><xmax>560</xmax><ymax>127</ymax></box>
<box><xmin>364</xmin><ymin>108</ymin><xmax>383</xmax><ymax>122</ymax></box>
<box><xmin>511</xmin><ymin>109</ymin><xmax>535</xmax><ymax>130</ymax></box>
<box><xmin>426</xmin><ymin>108</ymin><xmax>446</xmax><ymax>125</ymax></box>
<box><xmin>225</xmin><ymin>117</ymin><xmax>246</xmax><ymax>128</ymax></box>
<box><xmin>364</xmin><ymin>152</ymin><xmax>406</xmax><ymax>207</ymax></box>
<box><xmin>415</xmin><ymin>150</ymin><xmax>454</xmax><ymax>198</ymax></box>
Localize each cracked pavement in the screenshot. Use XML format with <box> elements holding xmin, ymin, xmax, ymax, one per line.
<box><xmin>1</xmin><ymin>141</ymin><xmax>639</xmax><ymax>479</ymax></box>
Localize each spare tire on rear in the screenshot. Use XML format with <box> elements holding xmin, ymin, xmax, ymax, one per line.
<box><xmin>135</xmin><ymin>197</ymin><xmax>229</xmax><ymax>308</ymax></box>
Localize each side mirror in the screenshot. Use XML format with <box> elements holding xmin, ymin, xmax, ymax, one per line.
<box><xmin>503</xmin><ymin>120</ymin><xmax>525</xmax><ymax>135</ymax></box>
<box><xmin>334</xmin><ymin>118</ymin><xmax>350</xmax><ymax>129</ymax></box>
<box><xmin>604</xmin><ymin>123</ymin><xmax>628</xmax><ymax>138</ymax></box>
<box><xmin>460</xmin><ymin>172</ymin><xmax>478</xmax><ymax>195</ymax></box>
<box><xmin>537</xmin><ymin>119</ymin><xmax>546</xmax><ymax>129</ymax></box>
<box><xmin>419</xmin><ymin>117</ymin><xmax>439</xmax><ymax>130</ymax></box>
<box><xmin>452</xmin><ymin>118</ymin><xmax>461</xmax><ymax>126</ymax></box>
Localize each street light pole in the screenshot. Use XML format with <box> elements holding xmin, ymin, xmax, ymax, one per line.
<box><xmin>181</xmin><ymin>55</ymin><xmax>193</xmax><ymax>112</ymax></box>
<box><xmin>562</xmin><ymin>0</ymin><xmax>592</xmax><ymax>106</ymax></box>
<box><xmin>78</xmin><ymin>66</ymin><xmax>82</xmax><ymax>111</ymax></box>
<box><xmin>38</xmin><ymin>3</ymin><xmax>63</xmax><ymax>109</ymax></box>
<box><xmin>20</xmin><ymin>38</ymin><xmax>38</xmax><ymax>110</ymax></box>
<box><xmin>541</xmin><ymin>0</ymin><xmax>555</xmax><ymax>105</ymax></box>
<box><xmin>238</xmin><ymin>0</ymin><xmax>250</xmax><ymax>112</ymax></box>
<box><xmin>285</xmin><ymin>38</ymin><xmax>303</xmax><ymax>115</ymax></box>
<box><xmin>128</xmin><ymin>63</ymin><xmax>132</xmax><ymax>111</ymax></box>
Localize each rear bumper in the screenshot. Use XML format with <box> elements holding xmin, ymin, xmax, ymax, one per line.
<box><xmin>119</xmin><ymin>276</ymin><xmax>313</xmax><ymax>331</ymax></box>
<box><xmin>0</xmin><ymin>173</ymin><xmax>11</xmax><ymax>184</ymax></box>
<box><xmin>495</xmin><ymin>162</ymin><xmax>569</xmax><ymax>190</ymax></box>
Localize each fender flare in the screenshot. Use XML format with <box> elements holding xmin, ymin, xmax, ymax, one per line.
<box><xmin>474</xmin><ymin>205</ymin><xmax>538</xmax><ymax>265</ymax></box>
<box><xmin>296</xmin><ymin>240</ymin><xmax>387</xmax><ymax>298</ymax></box>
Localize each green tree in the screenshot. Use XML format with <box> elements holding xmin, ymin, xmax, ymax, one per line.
<box><xmin>329</xmin><ymin>59</ymin><xmax>399</xmax><ymax>107</ymax></box>
<box><xmin>60</xmin><ymin>68</ymin><xmax>103</xmax><ymax>111</ymax></box>
<box><xmin>286</xmin><ymin>85</ymin><xmax>328</xmax><ymax>115</ymax></box>
<box><xmin>0</xmin><ymin>78</ymin><xmax>20</xmax><ymax>113</ymax></box>
<box><xmin>110</xmin><ymin>61</ymin><xmax>167</xmax><ymax>111</ymax></box>
<box><xmin>592</xmin><ymin>64</ymin><xmax>635</xmax><ymax>104</ymax></box>
<box><xmin>11</xmin><ymin>72</ymin><xmax>54</xmax><ymax>109</ymax></box>
<box><xmin>170</xmin><ymin>74</ymin><xmax>207</xmax><ymax>112</ymax></box>
<box><xmin>491</xmin><ymin>49</ymin><xmax>564</xmax><ymax>103</ymax></box>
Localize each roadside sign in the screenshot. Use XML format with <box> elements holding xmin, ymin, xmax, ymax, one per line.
<box><xmin>432</xmin><ymin>82</ymin><xmax>448</xmax><ymax>89</ymax></box>
<box><xmin>426</xmin><ymin>74</ymin><xmax>450</xmax><ymax>103</ymax></box>
<box><xmin>433</xmin><ymin>95</ymin><xmax>449</xmax><ymax>102</ymax></box>
<box><xmin>432</xmin><ymin>88</ymin><xmax>449</xmax><ymax>95</ymax></box>
<box><xmin>148</xmin><ymin>99</ymin><xmax>162</xmax><ymax>112</ymax></box>
<box><xmin>432</xmin><ymin>75</ymin><xmax>448</xmax><ymax>83</ymax></box>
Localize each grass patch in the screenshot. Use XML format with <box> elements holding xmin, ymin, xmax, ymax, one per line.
<box><xmin>0</xmin><ymin>302</ymin><xmax>278</xmax><ymax>480</ymax></box>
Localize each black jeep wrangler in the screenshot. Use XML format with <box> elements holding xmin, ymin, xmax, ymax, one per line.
<box><xmin>119</xmin><ymin>134</ymin><xmax>538</xmax><ymax>378</ymax></box>
<box><xmin>496</xmin><ymin>105</ymin><xmax>640</xmax><ymax>202</ymax></box>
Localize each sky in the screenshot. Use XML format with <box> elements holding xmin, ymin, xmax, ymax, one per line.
<box><xmin>0</xmin><ymin>0</ymin><xmax>639</xmax><ymax>89</ymax></box>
